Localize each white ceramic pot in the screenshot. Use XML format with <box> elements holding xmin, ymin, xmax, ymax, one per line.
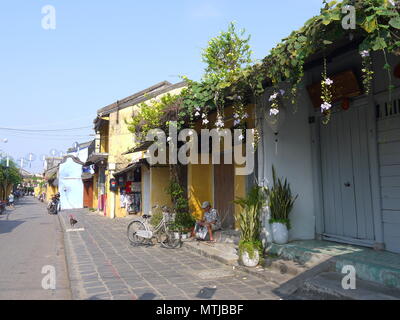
<box><xmin>271</xmin><ymin>222</ymin><xmax>289</xmax><ymax>244</ymax></box>
<box><xmin>241</xmin><ymin>250</ymin><xmax>260</xmax><ymax>268</ymax></box>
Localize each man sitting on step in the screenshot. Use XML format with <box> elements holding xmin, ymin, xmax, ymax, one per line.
<box><xmin>192</xmin><ymin>201</ymin><xmax>222</xmax><ymax>242</ymax></box>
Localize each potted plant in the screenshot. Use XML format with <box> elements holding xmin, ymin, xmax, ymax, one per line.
<box><xmin>234</xmin><ymin>185</ymin><xmax>267</xmax><ymax>267</ymax></box>
<box><xmin>267</xmin><ymin>166</ymin><xmax>298</xmax><ymax>245</ymax></box>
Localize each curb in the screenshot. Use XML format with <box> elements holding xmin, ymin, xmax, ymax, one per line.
<box><xmin>57</xmin><ymin>211</ymin><xmax>83</xmax><ymax>300</ymax></box>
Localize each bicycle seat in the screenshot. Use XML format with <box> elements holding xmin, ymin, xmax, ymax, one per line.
<box><xmin>142</xmin><ymin>214</ymin><xmax>152</xmax><ymax>219</ymax></box>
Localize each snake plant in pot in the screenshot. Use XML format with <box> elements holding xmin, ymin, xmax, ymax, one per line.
<box><xmin>267</xmin><ymin>166</ymin><xmax>298</xmax><ymax>245</ymax></box>
<box><xmin>234</xmin><ymin>185</ymin><xmax>267</xmax><ymax>267</ymax></box>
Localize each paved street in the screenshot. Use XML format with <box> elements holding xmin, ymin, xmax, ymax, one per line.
<box><xmin>0</xmin><ymin>199</ymin><xmax>289</xmax><ymax>300</ymax></box>
<box><xmin>59</xmin><ymin>208</ymin><xmax>284</xmax><ymax>300</ymax></box>
<box><xmin>0</xmin><ymin>197</ymin><xmax>71</xmax><ymax>300</ymax></box>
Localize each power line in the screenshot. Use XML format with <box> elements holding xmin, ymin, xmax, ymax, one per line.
<box><xmin>2</xmin><ymin>131</ymin><xmax>94</xmax><ymax>137</ymax></box>
<box><xmin>0</xmin><ymin>126</ymin><xmax>93</xmax><ymax>132</ymax></box>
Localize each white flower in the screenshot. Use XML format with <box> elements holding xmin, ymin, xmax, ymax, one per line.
<box><xmin>388</xmin><ymin>0</ymin><xmax>396</xmax><ymax>6</ymax></box>
<box><xmin>167</xmin><ymin>137</ymin><xmax>172</xmax><ymax>142</ymax></box>
<box><xmin>270</xmin><ymin>108</ymin><xmax>279</xmax><ymax>116</ymax></box>
<box><xmin>195</xmin><ymin>106</ymin><xmax>201</xmax><ymax>111</ymax></box>
<box><xmin>195</xmin><ymin>111</ymin><xmax>200</xmax><ymax>117</ymax></box>
<box><xmin>360</xmin><ymin>50</ymin><xmax>370</xmax><ymax>58</ymax></box>
<box><xmin>321</xmin><ymin>102</ymin><xmax>332</xmax><ymax>112</ymax></box>
<box><xmin>269</xmin><ymin>92</ymin><xmax>278</xmax><ymax>101</ymax></box>
<box><xmin>215</xmin><ymin>117</ymin><xmax>225</xmax><ymax>128</ymax></box>
<box><xmin>202</xmin><ymin>119</ymin><xmax>209</xmax><ymax>125</ymax></box>
<box><xmin>279</xmin><ymin>89</ymin><xmax>285</xmax><ymax>96</ymax></box>
<box><xmin>233</xmin><ymin>113</ymin><xmax>239</xmax><ymax>119</ymax></box>
<box><xmin>242</xmin><ymin>113</ymin><xmax>249</xmax><ymax>119</ymax></box>
<box><xmin>202</xmin><ymin>113</ymin><xmax>206</xmax><ymax>119</ymax></box>
<box><xmin>234</xmin><ymin>120</ymin><xmax>241</xmax><ymax>126</ymax></box>
<box><xmin>325</xmin><ymin>78</ymin><xmax>333</xmax><ymax>86</ymax></box>
<box><xmin>238</xmin><ymin>134</ymin><xmax>245</xmax><ymax>141</ymax></box>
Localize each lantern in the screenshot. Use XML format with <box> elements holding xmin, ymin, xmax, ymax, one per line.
<box><xmin>265</xmin><ymin>105</ymin><xmax>286</xmax><ymax>155</ymax></box>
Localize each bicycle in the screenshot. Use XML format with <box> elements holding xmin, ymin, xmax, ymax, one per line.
<box><xmin>127</xmin><ymin>206</ymin><xmax>182</xmax><ymax>249</ymax></box>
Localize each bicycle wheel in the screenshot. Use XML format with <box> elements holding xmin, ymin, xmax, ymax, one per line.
<box><xmin>160</xmin><ymin>224</ymin><xmax>181</xmax><ymax>249</ymax></box>
<box><xmin>127</xmin><ymin>220</ymin><xmax>146</xmax><ymax>245</ymax></box>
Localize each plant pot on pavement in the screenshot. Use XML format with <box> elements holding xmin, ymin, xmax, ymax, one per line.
<box><xmin>241</xmin><ymin>250</ymin><xmax>260</xmax><ymax>268</ymax></box>
<box><xmin>271</xmin><ymin>222</ymin><xmax>289</xmax><ymax>245</ymax></box>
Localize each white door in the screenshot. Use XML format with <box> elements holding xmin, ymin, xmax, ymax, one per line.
<box><xmin>320</xmin><ymin>99</ymin><xmax>375</xmax><ymax>245</ymax></box>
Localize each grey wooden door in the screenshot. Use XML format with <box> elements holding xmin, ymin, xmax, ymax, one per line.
<box><xmin>320</xmin><ymin>100</ymin><xmax>375</xmax><ymax>243</ymax></box>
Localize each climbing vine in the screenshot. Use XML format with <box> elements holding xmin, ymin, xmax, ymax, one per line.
<box><xmin>130</xmin><ymin>0</ymin><xmax>400</xmax><ymax>134</ymax></box>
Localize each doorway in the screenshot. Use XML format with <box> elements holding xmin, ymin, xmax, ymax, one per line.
<box><xmin>319</xmin><ymin>99</ymin><xmax>375</xmax><ymax>245</ymax></box>
<box><xmin>214</xmin><ymin>163</ymin><xmax>235</xmax><ymax>229</ymax></box>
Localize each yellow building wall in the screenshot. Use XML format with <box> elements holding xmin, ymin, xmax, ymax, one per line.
<box><xmin>100</xmin><ymin>124</ymin><xmax>109</xmax><ymax>154</ymax></box>
<box><xmin>92</xmin><ymin>172</ymin><xmax>99</xmax><ymax>210</ymax></box>
<box><xmin>188</xmin><ymin>103</ymin><xmax>255</xmax><ymax>226</ymax></box>
<box><xmin>115</xmin><ymin>187</ymin><xmax>126</xmax><ymax>218</ymax></box>
<box><xmin>150</xmin><ymin>167</ymin><xmax>172</xmax><ymax>209</ymax></box>
<box><xmin>105</xmin><ymin>86</ymin><xmax>185</xmax><ymax>218</ymax></box>
<box><xmin>46</xmin><ymin>184</ymin><xmax>58</xmax><ymax>202</ymax></box>
<box><xmin>188</xmin><ymin>163</ymin><xmax>213</xmax><ymax>220</ymax></box>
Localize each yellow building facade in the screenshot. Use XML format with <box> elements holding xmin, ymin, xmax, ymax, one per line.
<box><xmin>93</xmin><ymin>81</ymin><xmax>186</xmax><ymax>219</ymax></box>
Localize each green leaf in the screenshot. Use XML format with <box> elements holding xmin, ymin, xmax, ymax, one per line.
<box><xmin>389</xmin><ymin>17</ymin><xmax>400</xmax><ymax>29</ymax></box>
<box><xmin>361</xmin><ymin>17</ymin><xmax>378</xmax><ymax>33</ymax></box>
<box><xmin>372</xmin><ymin>37</ymin><xmax>388</xmax><ymax>50</ymax></box>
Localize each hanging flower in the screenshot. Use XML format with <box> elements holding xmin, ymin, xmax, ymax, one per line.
<box><xmin>233</xmin><ymin>113</ymin><xmax>240</xmax><ymax>119</ymax></box>
<box><xmin>279</xmin><ymin>89</ymin><xmax>285</xmax><ymax>96</ymax></box>
<box><xmin>195</xmin><ymin>111</ymin><xmax>200</xmax><ymax>117</ymax></box>
<box><xmin>202</xmin><ymin>113</ymin><xmax>206</xmax><ymax>119</ymax></box>
<box><xmin>270</xmin><ymin>108</ymin><xmax>280</xmax><ymax>116</ymax></box>
<box><xmin>234</xmin><ymin>119</ymin><xmax>241</xmax><ymax>126</ymax></box>
<box><xmin>215</xmin><ymin>116</ymin><xmax>225</xmax><ymax>128</ymax></box>
<box><xmin>269</xmin><ymin>92</ymin><xmax>278</xmax><ymax>102</ymax></box>
<box><xmin>167</xmin><ymin>137</ymin><xmax>172</xmax><ymax>142</ymax></box>
<box><xmin>360</xmin><ymin>50</ymin><xmax>374</xmax><ymax>95</ymax></box>
<box><xmin>242</xmin><ymin>112</ymin><xmax>249</xmax><ymax>119</ymax></box>
<box><xmin>202</xmin><ymin>119</ymin><xmax>209</xmax><ymax>125</ymax></box>
<box><xmin>321</xmin><ymin>58</ymin><xmax>333</xmax><ymax>124</ymax></box>
<box><xmin>320</xmin><ymin>102</ymin><xmax>332</xmax><ymax>111</ymax></box>
<box><xmin>360</xmin><ymin>50</ymin><xmax>370</xmax><ymax>58</ymax></box>
<box><xmin>238</xmin><ymin>134</ymin><xmax>245</xmax><ymax>141</ymax></box>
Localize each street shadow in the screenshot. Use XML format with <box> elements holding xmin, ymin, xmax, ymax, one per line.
<box><xmin>0</xmin><ymin>220</ymin><xmax>24</xmax><ymax>234</ymax></box>
<box><xmin>138</xmin><ymin>293</ymin><xmax>156</xmax><ymax>300</ymax></box>
<box><xmin>196</xmin><ymin>287</ymin><xmax>217</xmax><ymax>299</ymax></box>
<box><xmin>268</xmin><ymin>241</ymin><xmax>400</xmax><ymax>299</ymax></box>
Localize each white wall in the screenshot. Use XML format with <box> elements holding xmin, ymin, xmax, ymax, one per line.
<box><xmin>258</xmin><ymin>87</ymin><xmax>316</xmax><ymax>241</ymax></box>
<box><xmin>67</xmin><ymin>147</ymin><xmax>89</xmax><ymax>163</ymax></box>
<box><xmin>59</xmin><ymin>157</ymin><xmax>84</xmax><ymax>210</ymax></box>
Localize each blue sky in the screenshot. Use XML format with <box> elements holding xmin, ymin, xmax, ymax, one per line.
<box><xmin>0</xmin><ymin>0</ymin><xmax>324</xmax><ymax>173</ymax></box>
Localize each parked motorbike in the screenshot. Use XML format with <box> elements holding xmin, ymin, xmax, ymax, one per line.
<box><xmin>38</xmin><ymin>193</ymin><xmax>45</xmax><ymax>202</ymax></box>
<box><xmin>0</xmin><ymin>201</ymin><xmax>6</xmax><ymax>215</ymax></box>
<box><xmin>47</xmin><ymin>193</ymin><xmax>60</xmax><ymax>215</ymax></box>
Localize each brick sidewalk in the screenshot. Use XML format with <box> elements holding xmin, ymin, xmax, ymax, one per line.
<box><xmin>59</xmin><ymin>208</ymin><xmax>284</xmax><ymax>300</ymax></box>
